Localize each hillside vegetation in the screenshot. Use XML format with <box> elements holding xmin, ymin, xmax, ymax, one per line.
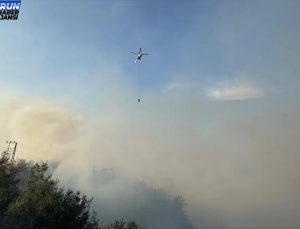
<box><xmin>0</xmin><ymin>152</ymin><xmax>140</xmax><ymax>229</ymax></box>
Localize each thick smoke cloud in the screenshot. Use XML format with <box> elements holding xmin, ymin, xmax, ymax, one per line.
<box><xmin>0</xmin><ymin>96</ymin><xmax>196</xmax><ymax>228</ymax></box>
<box><xmin>1</xmin><ymin>87</ymin><xmax>300</xmax><ymax>229</ymax></box>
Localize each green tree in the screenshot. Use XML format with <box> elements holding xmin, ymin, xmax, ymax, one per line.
<box><xmin>103</xmin><ymin>220</ymin><xmax>141</xmax><ymax>229</ymax></box>
<box><xmin>0</xmin><ymin>152</ymin><xmax>25</xmax><ymax>220</ymax></box>
<box><xmin>8</xmin><ymin>162</ymin><xmax>99</xmax><ymax>229</ymax></box>
<box><xmin>0</xmin><ymin>152</ymin><xmax>141</xmax><ymax>229</ymax></box>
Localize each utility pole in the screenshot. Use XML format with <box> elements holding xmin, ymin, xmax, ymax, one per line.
<box><xmin>5</xmin><ymin>141</ymin><xmax>17</xmax><ymax>162</ymax></box>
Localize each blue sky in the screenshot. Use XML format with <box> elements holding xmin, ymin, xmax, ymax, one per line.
<box><xmin>0</xmin><ymin>0</ymin><xmax>200</xmax><ymax>96</ymax></box>
<box><xmin>1</xmin><ymin>1</ymin><xmax>299</xmax><ymax>102</ymax></box>
<box><xmin>0</xmin><ymin>0</ymin><xmax>259</xmax><ymax>101</ymax></box>
<box><xmin>1</xmin><ymin>0</ymin><xmax>299</xmax><ymax>107</ymax></box>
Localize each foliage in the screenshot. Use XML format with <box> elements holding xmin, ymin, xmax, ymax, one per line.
<box><xmin>173</xmin><ymin>195</ymin><xmax>187</xmax><ymax>209</ymax></box>
<box><xmin>0</xmin><ymin>152</ymin><xmax>100</xmax><ymax>229</ymax></box>
<box><xmin>103</xmin><ymin>220</ymin><xmax>141</xmax><ymax>229</ymax></box>
<box><xmin>0</xmin><ymin>152</ymin><xmax>142</xmax><ymax>229</ymax></box>
<box><xmin>8</xmin><ymin>162</ymin><xmax>99</xmax><ymax>229</ymax></box>
<box><xmin>0</xmin><ymin>151</ymin><xmax>26</xmax><ymax>220</ymax></box>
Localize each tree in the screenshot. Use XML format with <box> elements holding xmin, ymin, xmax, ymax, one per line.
<box><xmin>103</xmin><ymin>220</ymin><xmax>141</xmax><ymax>229</ymax></box>
<box><xmin>8</xmin><ymin>162</ymin><xmax>99</xmax><ymax>229</ymax></box>
<box><xmin>0</xmin><ymin>151</ymin><xmax>26</xmax><ymax>223</ymax></box>
<box><xmin>0</xmin><ymin>152</ymin><xmax>142</xmax><ymax>229</ymax></box>
<box><xmin>173</xmin><ymin>195</ymin><xmax>187</xmax><ymax>209</ymax></box>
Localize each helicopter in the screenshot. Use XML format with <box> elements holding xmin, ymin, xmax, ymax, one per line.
<box><xmin>131</xmin><ymin>48</ymin><xmax>148</xmax><ymax>102</ymax></box>
<box><xmin>130</xmin><ymin>48</ymin><xmax>149</xmax><ymax>63</ymax></box>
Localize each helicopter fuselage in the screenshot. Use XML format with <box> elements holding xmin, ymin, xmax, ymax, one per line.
<box><xmin>135</xmin><ymin>54</ymin><xmax>143</xmax><ymax>63</ymax></box>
